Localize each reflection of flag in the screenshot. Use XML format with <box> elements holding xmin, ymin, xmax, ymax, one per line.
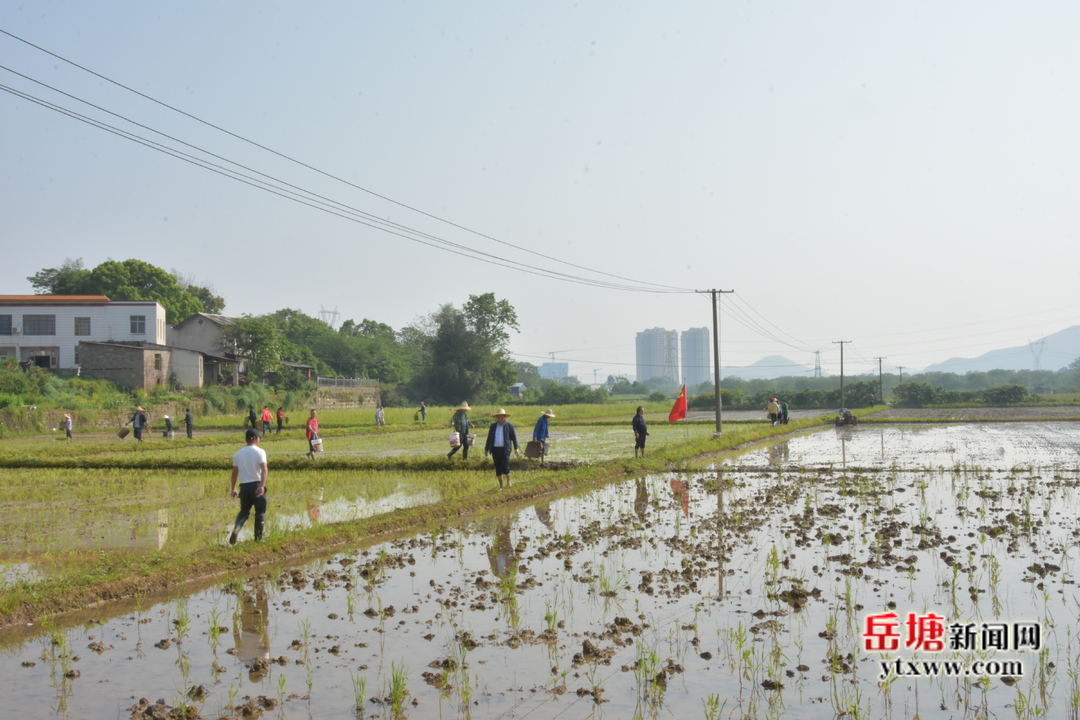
<box><xmin>670</xmin><ymin>478</ymin><xmax>690</xmax><ymax>517</ymax></box>
<box><xmin>668</xmin><ymin>385</ymin><xmax>687</xmax><ymax>423</ymax></box>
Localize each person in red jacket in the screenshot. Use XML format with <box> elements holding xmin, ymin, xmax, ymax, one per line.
<box><xmin>305</xmin><ymin>409</ymin><xmax>319</xmax><ymax>460</ymax></box>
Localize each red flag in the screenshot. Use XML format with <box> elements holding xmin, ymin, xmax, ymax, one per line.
<box><xmin>668</xmin><ymin>385</ymin><xmax>687</xmax><ymax>423</ymax></box>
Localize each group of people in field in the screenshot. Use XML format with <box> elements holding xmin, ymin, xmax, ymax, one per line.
<box><xmin>247</xmin><ymin>405</ymin><xmax>287</xmax><ymax>435</ymax></box>
<box><xmin>765</xmin><ymin>397</ymin><xmax>790</xmax><ymax>425</ymax></box>
<box><xmin>217</xmin><ymin>400</ymin><xmax>707</xmax><ymax>546</ymax></box>
<box><xmin>117</xmin><ymin>406</ymin><xmax>195</xmax><ymax>440</ymax></box>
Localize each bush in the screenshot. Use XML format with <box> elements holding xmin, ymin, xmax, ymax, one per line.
<box><xmin>647</xmin><ymin>391</ymin><xmax>669</xmax><ymax>403</ymax></box>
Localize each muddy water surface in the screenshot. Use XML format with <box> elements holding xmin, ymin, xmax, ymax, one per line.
<box><xmin>4</xmin><ymin>423</ymin><xmax>1080</xmax><ymax>719</ymax></box>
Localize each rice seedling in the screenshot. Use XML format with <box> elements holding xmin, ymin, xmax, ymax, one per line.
<box><xmin>388</xmin><ymin>660</ymin><xmax>409</xmax><ymax>716</ymax></box>
<box><xmin>351</xmin><ymin>671</ymin><xmax>367</xmax><ymax>712</ymax></box>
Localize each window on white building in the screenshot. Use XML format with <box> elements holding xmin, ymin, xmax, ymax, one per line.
<box><xmin>0</xmin><ymin>315</ymin><xmax>11</xmax><ymax>335</ymax></box>
<box><xmin>23</xmin><ymin>315</ymin><xmax>56</xmax><ymax>335</ymax></box>
<box><xmin>130</xmin><ymin>315</ymin><xmax>146</xmax><ymax>334</ymax></box>
<box><xmin>74</xmin><ymin>317</ymin><xmax>91</xmax><ymax>336</ymax></box>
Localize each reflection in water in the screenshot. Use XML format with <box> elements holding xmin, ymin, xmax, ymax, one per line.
<box><xmin>486</xmin><ymin>517</ymin><xmax>517</xmax><ymax>580</ymax></box>
<box><xmin>716</xmin><ymin>470</ymin><xmax>726</xmax><ymax>599</ymax></box>
<box><xmin>634</xmin><ymin>478</ymin><xmax>649</xmax><ymax>521</ymax></box>
<box><xmin>835</xmin><ymin>427</ymin><xmax>854</xmax><ymax>467</ymax></box>
<box><xmin>486</xmin><ymin>515</ymin><xmax>520</xmax><ymax>628</ymax></box>
<box><xmin>233</xmin><ymin>581</ymin><xmax>270</xmax><ymax>682</ymax></box>
<box><xmin>306</xmin><ymin>488</ymin><xmax>323</xmax><ymax>522</ymax></box>
<box><xmin>534</xmin><ymin>503</ymin><xmax>554</xmax><ymax>532</ymax></box>
<box><xmin>156</xmin><ymin>509</ymin><xmax>168</xmax><ymax>549</ymax></box>
<box><xmin>670</xmin><ymin>478</ymin><xmax>690</xmax><ymax>518</ymax></box>
<box><xmin>767</xmin><ymin>441</ymin><xmax>790</xmax><ymax>465</ymax></box>
<box><xmin>276</xmin><ymin>487</ymin><xmax>439</xmax><ymax>531</ymax></box>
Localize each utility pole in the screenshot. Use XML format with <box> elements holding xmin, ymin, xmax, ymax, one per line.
<box><xmin>897</xmin><ymin>366</ymin><xmax>904</xmax><ymax>385</ymax></box>
<box><xmin>833</xmin><ymin>341</ymin><xmax>851</xmax><ymax>409</ymax></box>
<box><xmin>874</xmin><ymin>356</ymin><xmax>886</xmax><ymax>405</ymax></box>
<box><xmin>697</xmin><ymin>289</ymin><xmax>734</xmax><ymax>434</ymax></box>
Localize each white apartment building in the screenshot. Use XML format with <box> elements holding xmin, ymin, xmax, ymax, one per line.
<box><xmin>0</xmin><ymin>295</ymin><xmax>167</xmax><ymax>369</ymax></box>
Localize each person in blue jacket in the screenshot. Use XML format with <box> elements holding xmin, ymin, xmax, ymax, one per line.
<box><xmin>532</xmin><ymin>408</ymin><xmax>555</xmax><ymax>461</ymax></box>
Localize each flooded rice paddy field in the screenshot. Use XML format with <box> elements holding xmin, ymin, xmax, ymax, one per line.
<box><xmin>4</xmin><ymin>423</ymin><xmax>1080</xmax><ymax>719</ymax></box>
<box><xmin>0</xmin><ymin>424</ymin><xmax>714</xmax><ymax>567</ymax></box>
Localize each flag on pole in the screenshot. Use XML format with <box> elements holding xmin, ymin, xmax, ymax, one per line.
<box><xmin>668</xmin><ymin>385</ymin><xmax>687</xmax><ymax>423</ymax></box>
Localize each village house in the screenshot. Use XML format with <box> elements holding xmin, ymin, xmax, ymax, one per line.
<box><xmin>0</xmin><ymin>295</ymin><xmax>166</xmax><ymax>370</ymax></box>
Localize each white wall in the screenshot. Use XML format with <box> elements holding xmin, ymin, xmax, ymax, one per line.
<box><xmin>170</xmin><ymin>347</ymin><xmax>204</xmax><ymax>389</ymax></box>
<box><xmin>0</xmin><ymin>300</ymin><xmax>166</xmax><ymax>369</ymax></box>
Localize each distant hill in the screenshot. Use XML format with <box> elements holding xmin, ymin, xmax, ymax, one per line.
<box><xmin>920</xmin><ymin>325</ymin><xmax>1080</xmax><ymax>374</ymax></box>
<box><xmin>722</xmin><ymin>355</ymin><xmax>815</xmax><ymax>381</ymax></box>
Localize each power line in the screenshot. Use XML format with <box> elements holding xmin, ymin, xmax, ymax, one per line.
<box><xmin>0</xmin><ymin>28</ymin><xmax>694</xmax><ymax>295</ymax></box>
<box><xmin>1</xmin><ymin>79</ymin><xmax>695</xmax><ymax>294</ymax></box>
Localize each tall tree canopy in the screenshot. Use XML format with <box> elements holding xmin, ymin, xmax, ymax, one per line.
<box><xmin>410</xmin><ymin>293</ymin><xmax>520</xmax><ymax>404</ymax></box>
<box><xmin>28</xmin><ymin>258</ymin><xmax>223</xmax><ymax>322</ymax></box>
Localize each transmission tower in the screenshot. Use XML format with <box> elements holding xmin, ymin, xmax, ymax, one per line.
<box><xmin>1028</xmin><ymin>339</ymin><xmax>1046</xmax><ymax>370</ymax></box>
<box><xmin>319</xmin><ymin>305</ymin><xmax>340</xmax><ymax>330</ymax></box>
<box><xmin>814</xmin><ymin>351</ymin><xmax>822</xmax><ymax>378</ymax></box>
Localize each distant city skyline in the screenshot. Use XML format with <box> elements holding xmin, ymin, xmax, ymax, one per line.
<box><xmin>681</xmin><ymin>327</ymin><xmax>710</xmax><ymax>386</ymax></box>
<box><xmin>636</xmin><ymin>327</ymin><xmax>679</xmax><ymax>383</ymax></box>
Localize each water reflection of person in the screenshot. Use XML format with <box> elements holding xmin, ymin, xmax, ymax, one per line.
<box><xmin>768</xmin><ymin>440</ymin><xmax>790</xmax><ymax>465</ymax></box>
<box><xmin>306</xmin><ymin>488</ymin><xmax>324</xmax><ymax>523</ymax></box>
<box><xmin>233</xmin><ymin>583</ymin><xmax>271</xmax><ymax>681</ymax></box>
<box><xmin>486</xmin><ymin>517</ymin><xmax>518</xmax><ymax>579</ymax></box>
<box><xmin>634</xmin><ymin>478</ymin><xmax>649</xmax><ymax>521</ymax></box>
<box><xmin>534</xmin><ymin>503</ymin><xmax>554</xmax><ymax>532</ymax></box>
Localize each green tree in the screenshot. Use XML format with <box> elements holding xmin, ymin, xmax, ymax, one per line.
<box><xmin>82</xmin><ymin>260</ymin><xmax>204</xmax><ymax>323</ymax></box>
<box><xmin>221</xmin><ymin>316</ymin><xmax>283</xmax><ymax>383</ymax></box>
<box><xmin>411</xmin><ymin>294</ymin><xmax>520</xmax><ymax>404</ymax></box>
<box><xmin>30</xmin><ymin>258</ymin><xmax>223</xmax><ymax>322</ymax></box>
<box><xmin>27</xmin><ymin>258</ymin><xmax>91</xmax><ymax>295</ymax></box>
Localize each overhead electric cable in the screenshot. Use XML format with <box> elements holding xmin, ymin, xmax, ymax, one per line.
<box><xmin>0</xmin><ymin>83</ymin><xmax>689</xmax><ymax>292</ymax></box>
<box><xmin>0</xmin><ymin>27</ymin><xmax>694</xmax><ymax>294</ymax></box>
<box><xmin>0</xmin><ymin>76</ymin><xmax>688</xmax><ymax>294</ymax></box>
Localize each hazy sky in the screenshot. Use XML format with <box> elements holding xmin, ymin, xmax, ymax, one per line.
<box><xmin>4</xmin><ymin>2</ymin><xmax>1080</xmax><ymax>381</ymax></box>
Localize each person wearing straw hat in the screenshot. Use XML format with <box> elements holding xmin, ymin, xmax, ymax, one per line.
<box><xmin>766</xmin><ymin>397</ymin><xmax>780</xmax><ymax>426</ymax></box>
<box><xmin>484</xmin><ymin>408</ymin><xmax>520</xmax><ymax>488</ymax></box>
<box><xmin>447</xmin><ymin>402</ymin><xmax>472</xmax><ymax>460</ymax></box>
<box><xmin>533</xmin><ymin>408</ymin><xmax>555</xmax><ymax>461</ymax></box>
<box><xmin>62</xmin><ymin>413</ymin><xmax>73</xmax><ymax>440</ymax></box>
<box><xmin>125</xmin><ymin>406</ymin><xmax>149</xmax><ymax>442</ymax></box>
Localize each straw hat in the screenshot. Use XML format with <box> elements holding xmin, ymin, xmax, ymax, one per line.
<box><xmin>458</xmin><ymin>402</ymin><xmax>471</xmax><ymax>411</ymax></box>
<box><xmin>136</xmin><ymin>406</ymin><xmax>145</xmax><ymax>412</ymax></box>
<box><xmin>491</xmin><ymin>408</ymin><xmax>511</xmax><ymax>418</ymax></box>
<box><xmin>163</xmin><ymin>414</ymin><xmax>170</xmax><ymax>419</ymax></box>
<box><xmin>541</xmin><ymin>409</ymin><xmax>555</xmax><ymax>418</ymax></box>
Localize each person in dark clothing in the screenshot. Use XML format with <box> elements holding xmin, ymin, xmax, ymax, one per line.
<box><xmin>163</xmin><ymin>414</ymin><xmax>174</xmax><ymax>439</ymax></box>
<box><xmin>419</xmin><ymin>402</ymin><xmax>427</xmax><ymax>422</ymax></box>
<box><xmin>276</xmin><ymin>407</ymin><xmax>285</xmax><ymax>434</ymax></box>
<box><xmin>484</xmin><ymin>409</ymin><xmax>520</xmax><ymax>489</ymax></box>
<box><xmin>184</xmin><ymin>408</ymin><xmax>194</xmax><ymax>439</ymax></box>
<box><xmin>780</xmin><ymin>401</ymin><xmax>790</xmax><ymax>425</ymax></box>
<box><xmin>633</xmin><ymin>406</ymin><xmax>649</xmax><ymax>458</ymax></box>
<box><xmin>126</xmin><ymin>406</ymin><xmax>149</xmax><ymax>442</ymax></box>
<box><xmin>247</xmin><ymin>405</ymin><xmax>258</xmax><ymax>430</ymax></box>
<box><xmin>448</xmin><ymin>402</ymin><xmax>471</xmax><ymax>460</ymax></box>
